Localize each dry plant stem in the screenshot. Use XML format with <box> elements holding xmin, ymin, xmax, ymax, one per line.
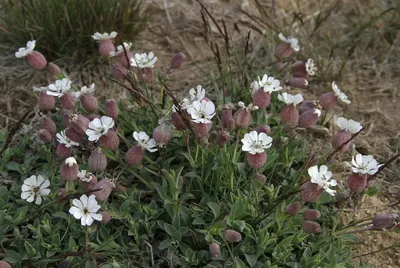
<box><xmin>354</xmin><ymin>243</ymin><xmax>400</xmax><ymax>258</ymax></box>
<box><xmin>332</xmin><ymin>192</ymin><xmax>354</xmax><ymax>235</ymax></box>
<box><xmin>308</xmin><ymin>0</ymin><xmax>343</xmax><ymax>39</ymax></box>
<box><xmin>367</xmin><ymin>153</ymin><xmax>400</xmax><ymax>182</ymax></box>
<box><xmin>195</xmin><ymin>0</ymin><xmax>226</xmax><ymax>39</ymax></box>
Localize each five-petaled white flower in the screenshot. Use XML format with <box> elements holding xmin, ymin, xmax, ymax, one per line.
<box><xmin>278</xmin><ymin>33</ymin><xmax>300</xmax><ymax>52</ymax></box>
<box><xmin>241</xmin><ymin>131</ymin><xmax>273</xmax><ymax>155</ymax></box>
<box><xmin>278</xmin><ymin>92</ymin><xmax>304</xmax><ymax>106</ymax></box>
<box><xmin>65</xmin><ymin>157</ymin><xmax>77</xmax><ymax>167</ymax></box>
<box><xmin>78</xmin><ymin>170</ymin><xmax>95</xmax><ymax>182</ymax></box>
<box><xmin>306</xmin><ymin>59</ymin><xmax>317</xmax><ymax>76</ymax></box>
<box><xmin>85</xmin><ymin>116</ymin><xmax>115</xmax><ymax>142</ymax></box>
<box><xmin>133</xmin><ymin>131</ymin><xmax>158</xmax><ymax>152</ymax></box>
<box><xmin>238</xmin><ymin>101</ymin><xmax>259</xmax><ymax>111</ymax></box>
<box><xmin>187</xmin><ymin>100</ymin><xmax>216</xmax><ymax>124</ymax></box>
<box><xmin>21</xmin><ymin>175</ymin><xmax>50</xmax><ymax>205</ymax></box>
<box><xmin>130</xmin><ymin>52</ymin><xmax>158</xmax><ymax>68</ymax></box>
<box><xmin>181</xmin><ymin>85</ymin><xmax>206</xmax><ymax>109</ymax></box>
<box><xmin>46</xmin><ymin>78</ymin><xmax>72</xmax><ymax>98</ymax></box>
<box><xmin>332</xmin><ymin>82</ymin><xmax>351</xmax><ymax>104</ymax></box>
<box><xmin>109</xmin><ymin>42</ymin><xmax>132</xmax><ymax>57</ymax></box>
<box><xmin>257</xmin><ymin>74</ymin><xmax>282</xmax><ymax>93</ymax></box>
<box><xmin>56</xmin><ymin>130</ymin><xmax>79</xmax><ymax>147</ymax></box>
<box><xmin>92</xmin><ymin>31</ymin><xmax>117</xmax><ymax>41</ymax></box>
<box><xmin>351</xmin><ymin>154</ymin><xmax>381</xmax><ymax>175</ymax></box>
<box><xmin>69</xmin><ymin>194</ymin><xmax>102</xmax><ymax>226</ymax></box>
<box><xmin>80</xmin><ymin>83</ymin><xmax>95</xmax><ymax>95</ymax></box>
<box><xmin>15</xmin><ymin>40</ymin><xmax>36</xmax><ymax>58</ymax></box>
<box><xmin>336</xmin><ymin>117</ymin><xmax>362</xmax><ymax>133</ymax></box>
<box><xmin>308</xmin><ymin>165</ymin><xmax>337</xmax><ymax>196</ymax></box>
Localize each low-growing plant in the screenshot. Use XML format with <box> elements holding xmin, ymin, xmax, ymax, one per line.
<box><xmin>1</xmin><ymin>7</ymin><xmax>400</xmax><ymax>268</ymax></box>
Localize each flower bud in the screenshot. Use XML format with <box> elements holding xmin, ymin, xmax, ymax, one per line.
<box><xmin>125</xmin><ymin>145</ymin><xmax>144</xmax><ymax>166</ymax></box>
<box><xmin>60</xmin><ymin>94</ymin><xmax>75</xmax><ymax>110</ymax></box>
<box><xmin>171</xmin><ymin>112</ymin><xmax>187</xmax><ymax>131</ymax></box>
<box><xmin>287</xmin><ymin>77</ymin><xmax>308</xmax><ymax>88</ymax></box>
<box><xmin>274</xmin><ymin>43</ymin><xmax>294</xmax><ymax>61</ymax></box>
<box><xmin>58</xmin><ymin>188</ymin><xmax>67</xmax><ymax>199</ymax></box>
<box><xmin>319</xmin><ymin>92</ymin><xmax>338</xmax><ymax>110</ymax></box>
<box><xmin>58</xmin><ymin>260</ymin><xmax>70</xmax><ymax>268</ymax></box>
<box><xmin>303</xmin><ymin>221</ymin><xmax>321</xmax><ymax>233</ymax></box>
<box><xmin>112</xmin><ymin>63</ymin><xmax>128</xmax><ymax>79</ymax></box>
<box><xmin>88</xmin><ymin>148</ymin><xmax>108</xmax><ymax>172</ymax></box>
<box><xmin>221</xmin><ymin>107</ymin><xmax>235</xmax><ymax>131</ymax></box>
<box><xmin>93</xmin><ymin>178</ymin><xmax>114</xmax><ymax>201</ymax></box>
<box><xmin>99</xmin><ymin>39</ymin><xmax>115</xmax><ymax>57</ymax></box>
<box><xmin>224</xmin><ymin>230</ymin><xmax>242</xmax><ymax>243</ymax></box>
<box><xmin>26</xmin><ymin>50</ymin><xmax>47</xmax><ymax>70</ymax></box>
<box><xmin>298</xmin><ymin>109</ymin><xmax>320</xmax><ymax>128</ymax></box>
<box><xmin>119</xmin><ymin>51</ymin><xmax>133</xmax><ymax>68</ymax></box>
<box><xmin>274</xmin><ymin>61</ymin><xmax>285</xmax><ymax>72</ymax></box>
<box><xmin>40</xmin><ymin>117</ymin><xmax>56</xmax><ymax>136</ymax></box>
<box><xmin>153</xmin><ymin>124</ymin><xmax>173</xmax><ymax>147</ymax></box>
<box><xmin>286</xmin><ymin>202</ymin><xmax>302</xmax><ymax>215</ymax></box>
<box><xmin>331</xmin><ymin>130</ymin><xmax>352</xmax><ymax>152</ymax></box>
<box><xmin>140</xmin><ymin>68</ymin><xmax>153</xmax><ymax>82</ymax></box>
<box><xmin>371</xmin><ymin>214</ymin><xmax>399</xmax><ymax>230</ymax></box>
<box><xmin>78</xmin><ymin>171</ymin><xmax>98</xmax><ymax>192</ymax></box>
<box><xmin>252</xmin><ymin>89</ymin><xmax>271</xmax><ymax>109</ymax></box>
<box><xmin>60</xmin><ymin>157</ymin><xmax>79</xmax><ymax>181</ymax></box>
<box><xmin>255</xmin><ymin>172</ymin><xmax>267</xmax><ymax>186</ymax></box>
<box><xmin>69</xmin><ymin>114</ymin><xmax>90</xmax><ymax>135</ymax></box>
<box><xmin>209</xmin><ymin>242</ymin><xmax>221</xmax><ymax>257</ymax></box>
<box><xmin>0</xmin><ymin>261</ymin><xmax>12</xmax><ymax>268</ymax></box>
<box><xmin>62</xmin><ymin>113</ymin><xmax>71</xmax><ymax>127</ymax></box>
<box><xmin>39</xmin><ymin>129</ymin><xmax>52</xmax><ymax>143</ymax></box>
<box><xmin>100</xmin><ymin>211</ymin><xmax>112</xmax><ymax>224</ymax></box>
<box><xmin>298</xmin><ymin>100</ymin><xmax>316</xmax><ymax>115</ymax></box>
<box><xmin>192</xmin><ymin>122</ymin><xmax>212</xmax><ymax>139</ymax></box>
<box><xmin>252</xmin><ymin>125</ymin><xmax>271</xmax><ymax>135</ymax></box>
<box><xmin>105</xmin><ymin>99</ymin><xmax>118</xmax><ymax>120</ymax></box>
<box><xmin>247</xmin><ymin>152</ymin><xmax>267</xmax><ymax>169</ymax></box>
<box><xmin>171</xmin><ymin>52</ymin><xmax>186</xmax><ymax>69</ymax></box>
<box><xmin>215</xmin><ymin>130</ymin><xmax>230</xmax><ymax>145</ymax></box>
<box><xmin>56</xmin><ymin>144</ymin><xmax>72</xmax><ymax>158</ymax></box>
<box><xmin>301</xmin><ymin>182</ymin><xmax>323</xmax><ymax>202</ymax></box>
<box><xmin>303</xmin><ymin>209</ymin><xmax>321</xmax><ymax>220</ymax></box>
<box><xmin>290</xmin><ymin>61</ymin><xmax>309</xmax><ymax>78</ymax></box>
<box><xmin>99</xmin><ymin>130</ymin><xmax>120</xmax><ymax>151</ymax></box>
<box><xmin>233</xmin><ymin>108</ymin><xmax>252</xmax><ymax>128</ymax></box>
<box><xmin>39</xmin><ymin>91</ymin><xmax>56</xmax><ymax>111</ymax></box>
<box><xmin>48</xmin><ymin>62</ymin><xmax>61</xmax><ymax>74</ymax></box>
<box><xmin>65</xmin><ymin>126</ymin><xmax>84</xmax><ymax>143</ymax></box>
<box><xmin>281</xmin><ymin>104</ymin><xmax>299</xmax><ymax>126</ymax></box>
<box><xmin>81</xmin><ymin>94</ymin><xmax>98</xmax><ymax>113</ymax></box>
<box><xmin>347</xmin><ymin>173</ymin><xmax>367</xmax><ymax>192</ymax></box>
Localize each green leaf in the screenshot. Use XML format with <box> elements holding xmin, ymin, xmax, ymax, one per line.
<box><xmin>231</xmin><ymin>200</ymin><xmax>245</xmax><ymax>219</ymax></box>
<box><xmin>5</xmin><ymin>161</ymin><xmax>23</xmax><ymax>173</ymax></box>
<box><xmin>52</xmin><ymin>211</ymin><xmax>69</xmax><ymax>220</ymax></box>
<box><xmin>159</xmin><ymin>239</ymin><xmax>174</xmax><ymax>250</ymax></box>
<box><xmin>3</xmin><ymin>250</ymin><xmax>22</xmax><ymax>264</ymax></box>
<box><xmin>172</xmin><ymin>213</ymin><xmax>180</xmax><ymax>229</ymax></box>
<box><xmin>245</xmin><ymin>254</ymin><xmax>258</xmax><ymax>267</ymax></box>
<box><xmin>164</xmin><ymin>223</ymin><xmax>177</xmax><ymax>237</ymax></box>
<box><xmin>232</xmin><ymin>220</ymin><xmax>246</xmax><ymax>232</ymax></box>
<box><xmin>65</xmin><ymin>180</ymin><xmax>75</xmax><ymax>192</ymax></box>
<box><xmin>207</xmin><ymin>202</ymin><xmax>220</xmax><ymax>219</ymax></box>
<box><xmin>192</xmin><ymin>217</ymin><xmax>205</xmax><ymax>225</ymax></box>
<box><xmin>25</xmin><ymin>240</ymin><xmax>37</xmax><ymax>257</ymax></box>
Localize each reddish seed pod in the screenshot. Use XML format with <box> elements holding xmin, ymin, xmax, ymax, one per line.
<box><xmin>153</xmin><ymin>124</ymin><xmax>173</xmax><ymax>147</ymax></box>
<box><xmin>331</xmin><ymin>130</ymin><xmax>352</xmax><ymax>152</ymax></box>
<box><xmin>56</xmin><ymin>144</ymin><xmax>72</xmax><ymax>158</ymax></box>
<box><xmin>215</xmin><ymin>130</ymin><xmax>230</xmax><ymax>145</ymax></box>
<box><xmin>119</xmin><ymin>51</ymin><xmax>133</xmax><ymax>68</ymax></box>
<box><xmin>39</xmin><ymin>91</ymin><xmax>56</xmax><ymax>112</ymax></box>
<box><xmin>40</xmin><ymin>117</ymin><xmax>56</xmax><ymax>136</ymax></box>
<box><xmin>93</xmin><ymin>178</ymin><xmax>114</xmax><ymax>201</ymax></box>
<box><xmin>80</xmin><ymin>176</ymin><xmax>98</xmax><ymax>192</ymax></box>
<box><xmin>274</xmin><ymin>43</ymin><xmax>294</xmax><ymax>61</ymax></box>
<box><xmin>252</xmin><ymin>125</ymin><xmax>271</xmax><ymax>135</ymax></box>
<box><xmin>303</xmin><ymin>221</ymin><xmax>321</xmax><ymax>233</ymax></box>
<box><xmin>88</xmin><ymin>149</ymin><xmax>108</xmax><ymax>172</ymax></box>
<box><xmin>319</xmin><ymin>92</ymin><xmax>338</xmax><ymax>110</ymax></box>
<box><xmin>287</xmin><ymin>77</ymin><xmax>308</xmax><ymax>88</ymax></box>
<box><xmin>105</xmin><ymin>99</ymin><xmax>118</xmax><ymax>120</ymax></box>
<box><xmin>99</xmin><ymin>130</ymin><xmax>120</xmax><ymax>151</ymax></box>
<box><xmin>281</xmin><ymin>104</ymin><xmax>299</xmax><ymax>126</ymax></box>
<box><xmin>99</xmin><ymin>39</ymin><xmax>115</xmax><ymax>57</ymax></box>
<box><xmin>125</xmin><ymin>145</ymin><xmax>144</xmax><ymax>166</ymax></box>
<box><xmin>65</xmin><ymin>126</ymin><xmax>84</xmax><ymax>143</ymax></box>
<box><xmin>112</xmin><ymin>63</ymin><xmax>128</xmax><ymax>79</ymax></box>
<box><xmin>171</xmin><ymin>112</ymin><xmax>187</xmax><ymax>131</ymax></box>
<box><xmin>60</xmin><ymin>93</ymin><xmax>75</xmax><ymax>110</ymax></box>
<box><xmin>70</xmin><ymin>114</ymin><xmax>90</xmax><ymax>135</ymax></box>
<box><xmin>298</xmin><ymin>109</ymin><xmax>320</xmax><ymax>128</ymax></box>
<box><xmin>26</xmin><ymin>50</ymin><xmax>47</xmax><ymax>70</ymax></box>
<box><xmin>233</xmin><ymin>108</ymin><xmax>252</xmax><ymax>128</ymax></box>
<box><xmin>252</xmin><ymin>89</ymin><xmax>271</xmax><ymax>109</ymax></box>
<box><xmin>298</xmin><ymin>100</ymin><xmax>316</xmax><ymax>116</ymax></box>
<box><xmin>209</xmin><ymin>242</ymin><xmax>221</xmax><ymax>258</ymax></box>
<box><xmin>100</xmin><ymin>211</ymin><xmax>112</xmax><ymax>224</ymax></box>
<box><xmin>347</xmin><ymin>173</ymin><xmax>368</xmax><ymax>192</ymax></box>
<box><xmin>221</xmin><ymin>107</ymin><xmax>235</xmax><ymax>131</ymax></box>
<box><xmin>0</xmin><ymin>261</ymin><xmax>12</xmax><ymax>268</ymax></box>
<box><xmin>371</xmin><ymin>214</ymin><xmax>399</xmax><ymax>230</ymax></box>
<box><xmin>291</xmin><ymin>61</ymin><xmax>308</xmax><ymax>78</ymax></box>
<box><xmin>60</xmin><ymin>157</ymin><xmax>79</xmax><ymax>181</ymax></box>
<box><xmin>303</xmin><ymin>209</ymin><xmax>321</xmax><ymax>220</ymax></box>
<box><xmin>170</xmin><ymin>52</ymin><xmax>186</xmax><ymax>69</ymax></box>
<box><xmin>140</xmin><ymin>68</ymin><xmax>153</xmax><ymax>82</ymax></box>
<box><xmin>247</xmin><ymin>152</ymin><xmax>267</xmax><ymax>169</ymax></box>
<box><xmin>286</xmin><ymin>202</ymin><xmax>302</xmax><ymax>216</ymax></box>
<box><xmin>274</xmin><ymin>61</ymin><xmax>285</xmax><ymax>72</ymax></box>
<box><xmin>81</xmin><ymin>94</ymin><xmax>99</xmax><ymax>113</ymax></box>
<box><xmin>301</xmin><ymin>181</ymin><xmax>323</xmax><ymax>202</ymax></box>
<box><xmin>48</xmin><ymin>62</ymin><xmax>61</xmax><ymax>74</ymax></box>
<box><xmin>192</xmin><ymin>122</ymin><xmax>212</xmax><ymax>139</ymax></box>
<box><xmin>224</xmin><ymin>230</ymin><xmax>242</xmax><ymax>243</ymax></box>
<box><xmin>39</xmin><ymin>129</ymin><xmax>52</xmax><ymax>143</ymax></box>
<box><xmin>255</xmin><ymin>172</ymin><xmax>267</xmax><ymax>186</ymax></box>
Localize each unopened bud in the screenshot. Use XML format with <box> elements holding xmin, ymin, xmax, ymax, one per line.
<box><xmin>60</xmin><ymin>157</ymin><xmax>79</xmax><ymax>181</ymax></box>
<box><xmin>39</xmin><ymin>91</ymin><xmax>56</xmax><ymax>112</ymax></box>
<box><xmin>125</xmin><ymin>145</ymin><xmax>144</xmax><ymax>166</ymax></box>
<box><xmin>221</xmin><ymin>107</ymin><xmax>235</xmax><ymax>131</ymax></box>
<box><xmin>298</xmin><ymin>100</ymin><xmax>316</xmax><ymax>115</ymax></box>
<box><xmin>319</xmin><ymin>92</ymin><xmax>338</xmax><ymax>110</ymax></box>
<box><xmin>281</xmin><ymin>104</ymin><xmax>299</xmax><ymax>126</ymax></box>
<box><xmin>99</xmin><ymin>39</ymin><xmax>115</xmax><ymax>57</ymax></box>
<box><xmin>303</xmin><ymin>221</ymin><xmax>321</xmax><ymax>233</ymax></box>
<box><xmin>88</xmin><ymin>148</ymin><xmax>108</xmax><ymax>172</ymax></box>
<box><xmin>274</xmin><ymin>43</ymin><xmax>294</xmax><ymax>61</ymax></box>
<box><xmin>40</xmin><ymin>117</ymin><xmax>56</xmax><ymax>136</ymax></box>
<box><xmin>70</xmin><ymin>114</ymin><xmax>90</xmax><ymax>135</ymax></box>
<box><xmin>274</xmin><ymin>61</ymin><xmax>285</xmax><ymax>72</ymax></box>
<box><xmin>286</xmin><ymin>202</ymin><xmax>302</xmax><ymax>215</ymax></box>
<box><xmin>303</xmin><ymin>209</ymin><xmax>321</xmax><ymax>220</ymax></box>
<box><xmin>65</xmin><ymin>126</ymin><xmax>84</xmax><ymax>143</ymax></box>
<box><xmin>99</xmin><ymin>130</ymin><xmax>120</xmax><ymax>151</ymax></box>
<box><xmin>252</xmin><ymin>89</ymin><xmax>271</xmax><ymax>109</ymax></box>
<box><xmin>112</xmin><ymin>64</ymin><xmax>128</xmax><ymax>79</ymax></box>
<box><xmin>39</xmin><ymin>129</ymin><xmax>52</xmax><ymax>143</ymax></box>
<box><xmin>60</xmin><ymin>93</ymin><xmax>76</xmax><ymax>110</ymax></box>
<box><xmin>291</xmin><ymin>61</ymin><xmax>308</xmax><ymax>78</ymax></box>
<box><xmin>209</xmin><ymin>242</ymin><xmax>221</xmax><ymax>257</ymax></box>
<box><xmin>58</xmin><ymin>188</ymin><xmax>67</xmax><ymax>199</ymax></box>
<box><xmin>78</xmin><ymin>171</ymin><xmax>98</xmax><ymax>192</ymax></box>
<box><xmin>192</xmin><ymin>122</ymin><xmax>212</xmax><ymax>139</ymax></box>
<box><xmin>298</xmin><ymin>109</ymin><xmax>320</xmax><ymax>128</ymax></box>
<box><xmin>171</xmin><ymin>112</ymin><xmax>187</xmax><ymax>130</ymax></box>
<box><xmin>301</xmin><ymin>181</ymin><xmax>323</xmax><ymax>202</ymax></box>
<box><xmin>100</xmin><ymin>211</ymin><xmax>112</xmax><ymax>224</ymax></box>
<box><xmin>0</xmin><ymin>261</ymin><xmax>12</xmax><ymax>268</ymax></box>
<box><xmin>170</xmin><ymin>52</ymin><xmax>186</xmax><ymax>69</ymax></box>
<box><xmin>81</xmin><ymin>94</ymin><xmax>98</xmax><ymax>113</ymax></box>
<box><xmin>215</xmin><ymin>130</ymin><xmax>230</xmax><ymax>145</ymax></box>
<box><xmin>153</xmin><ymin>124</ymin><xmax>173</xmax><ymax>147</ymax></box>
<box><xmin>371</xmin><ymin>214</ymin><xmax>399</xmax><ymax>230</ymax></box>
<box><xmin>105</xmin><ymin>99</ymin><xmax>118</xmax><ymax>120</ymax></box>
<box><xmin>26</xmin><ymin>51</ymin><xmax>47</xmax><ymax>70</ymax></box>
<box><xmin>255</xmin><ymin>172</ymin><xmax>267</xmax><ymax>186</ymax></box>
<box><xmin>56</xmin><ymin>144</ymin><xmax>72</xmax><ymax>158</ymax></box>
<box><xmin>93</xmin><ymin>178</ymin><xmax>114</xmax><ymax>201</ymax></box>
<box><xmin>252</xmin><ymin>125</ymin><xmax>271</xmax><ymax>135</ymax></box>
<box><xmin>287</xmin><ymin>77</ymin><xmax>308</xmax><ymax>88</ymax></box>
<box><xmin>331</xmin><ymin>130</ymin><xmax>352</xmax><ymax>152</ymax></box>
<box><xmin>247</xmin><ymin>152</ymin><xmax>267</xmax><ymax>169</ymax></box>
<box><xmin>224</xmin><ymin>230</ymin><xmax>242</xmax><ymax>243</ymax></box>
<box><xmin>347</xmin><ymin>173</ymin><xmax>367</xmax><ymax>192</ymax></box>
<box><xmin>48</xmin><ymin>62</ymin><xmax>61</xmax><ymax>74</ymax></box>
<box><xmin>233</xmin><ymin>108</ymin><xmax>252</xmax><ymax>128</ymax></box>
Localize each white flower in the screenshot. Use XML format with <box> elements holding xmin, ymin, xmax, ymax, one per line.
<box><xmin>133</xmin><ymin>131</ymin><xmax>158</xmax><ymax>152</ymax></box>
<box><xmin>65</xmin><ymin>157</ymin><xmax>77</xmax><ymax>167</ymax></box>
<box><xmin>92</xmin><ymin>31</ymin><xmax>117</xmax><ymax>41</ymax></box>
<box><xmin>15</xmin><ymin>40</ymin><xmax>36</xmax><ymax>58</ymax></box>
<box><xmin>241</xmin><ymin>131</ymin><xmax>273</xmax><ymax>155</ymax></box>
<box><xmin>257</xmin><ymin>74</ymin><xmax>282</xmax><ymax>93</ymax></box>
<box><xmin>80</xmin><ymin>83</ymin><xmax>95</xmax><ymax>95</ymax></box>
<box><xmin>187</xmin><ymin>100</ymin><xmax>216</xmax><ymax>124</ymax></box>
<box><xmin>278</xmin><ymin>33</ymin><xmax>300</xmax><ymax>52</ymax></box>
<box><xmin>313</xmin><ymin>108</ymin><xmax>322</xmax><ymax>117</ymax></box>
<box><xmin>21</xmin><ymin>175</ymin><xmax>50</xmax><ymax>205</ymax></box>
<box><xmin>56</xmin><ymin>130</ymin><xmax>79</xmax><ymax>147</ymax></box>
<box><xmin>69</xmin><ymin>194</ymin><xmax>102</xmax><ymax>226</ymax></box>
<box><xmin>46</xmin><ymin>78</ymin><xmax>72</xmax><ymax>98</ymax></box>
<box><xmin>181</xmin><ymin>85</ymin><xmax>206</xmax><ymax>109</ymax></box>
<box><xmin>130</xmin><ymin>52</ymin><xmax>158</xmax><ymax>68</ymax></box>
<box><xmin>85</xmin><ymin>116</ymin><xmax>115</xmax><ymax>142</ymax></box>
<box><xmin>78</xmin><ymin>170</ymin><xmax>94</xmax><ymax>182</ymax></box>
<box><xmin>32</xmin><ymin>86</ymin><xmax>48</xmax><ymax>92</ymax></box>
<box><xmin>308</xmin><ymin>165</ymin><xmax>337</xmax><ymax>196</ymax></box>
<box><xmin>306</xmin><ymin>59</ymin><xmax>317</xmax><ymax>76</ymax></box>
<box><xmin>238</xmin><ymin>101</ymin><xmax>258</xmax><ymax>111</ymax></box>
<box><xmin>332</xmin><ymin>82</ymin><xmax>351</xmax><ymax>104</ymax></box>
<box><xmin>278</xmin><ymin>93</ymin><xmax>304</xmax><ymax>105</ymax></box>
<box><xmin>351</xmin><ymin>154</ymin><xmax>381</xmax><ymax>175</ymax></box>
<box><xmin>336</xmin><ymin>117</ymin><xmax>362</xmax><ymax>133</ymax></box>
<box><xmin>109</xmin><ymin>42</ymin><xmax>132</xmax><ymax>57</ymax></box>
<box><xmin>250</xmin><ymin>80</ymin><xmax>260</xmax><ymax>95</ymax></box>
